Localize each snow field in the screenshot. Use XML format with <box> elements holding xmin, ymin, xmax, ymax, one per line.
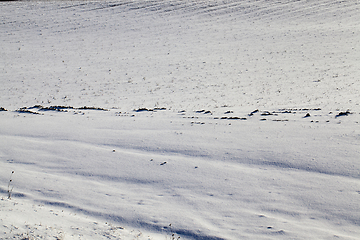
<box><xmin>1</xmin><ymin>0</ymin><xmax>360</xmax><ymax>239</ymax></box>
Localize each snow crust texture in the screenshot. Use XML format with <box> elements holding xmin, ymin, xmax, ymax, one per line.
<box><xmin>1</xmin><ymin>1</ymin><xmax>360</xmax><ymax>239</ymax></box>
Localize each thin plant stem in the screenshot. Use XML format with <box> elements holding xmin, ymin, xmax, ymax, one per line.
<box><xmin>7</xmin><ymin>171</ymin><xmax>14</xmax><ymax>199</ymax></box>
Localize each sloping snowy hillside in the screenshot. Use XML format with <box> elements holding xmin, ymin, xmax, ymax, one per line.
<box><xmin>1</xmin><ymin>1</ymin><xmax>359</xmax><ymax>239</ymax></box>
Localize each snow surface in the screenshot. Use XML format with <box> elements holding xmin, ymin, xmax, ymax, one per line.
<box><xmin>1</xmin><ymin>0</ymin><xmax>360</xmax><ymax>239</ymax></box>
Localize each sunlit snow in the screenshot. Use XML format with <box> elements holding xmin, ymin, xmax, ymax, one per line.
<box><xmin>1</xmin><ymin>1</ymin><xmax>359</xmax><ymax>239</ymax></box>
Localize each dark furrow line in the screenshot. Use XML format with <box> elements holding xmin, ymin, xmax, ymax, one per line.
<box><xmin>52</xmin><ymin>0</ymin><xmax>360</xmax><ymax>23</ymax></box>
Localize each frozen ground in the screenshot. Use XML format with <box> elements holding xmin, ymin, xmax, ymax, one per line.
<box><xmin>0</xmin><ymin>0</ymin><xmax>360</xmax><ymax>239</ymax></box>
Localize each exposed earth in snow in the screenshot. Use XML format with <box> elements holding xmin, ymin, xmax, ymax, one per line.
<box><xmin>1</xmin><ymin>0</ymin><xmax>359</xmax><ymax>239</ymax></box>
